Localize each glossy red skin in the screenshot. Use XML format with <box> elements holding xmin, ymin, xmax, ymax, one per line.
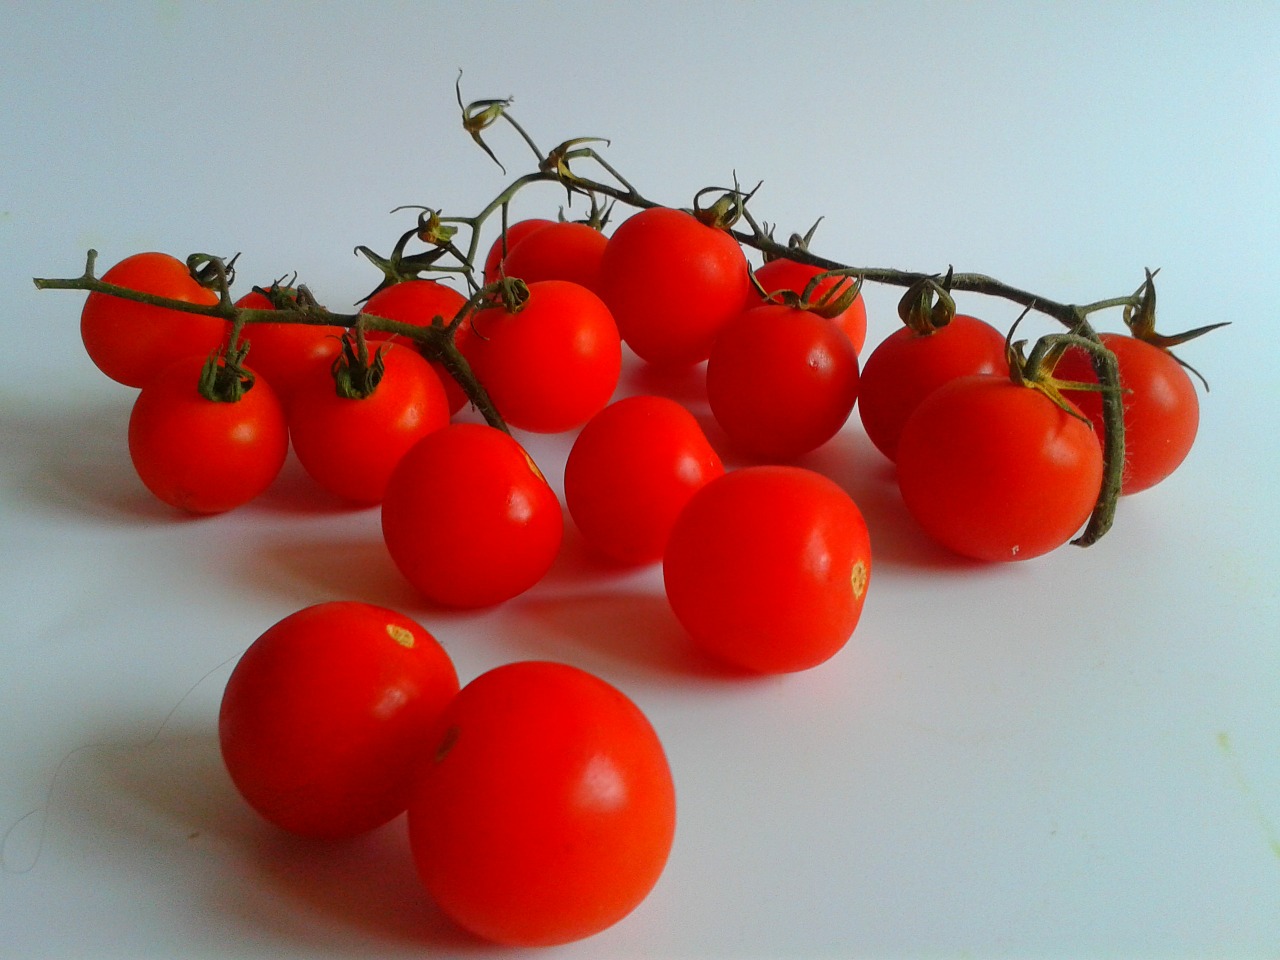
<box><xmin>465</xmin><ymin>280</ymin><xmax>622</xmax><ymax>434</ymax></box>
<box><xmin>287</xmin><ymin>342</ymin><xmax>451</xmax><ymax>505</ymax></box>
<box><xmin>407</xmin><ymin>661</ymin><xmax>676</xmax><ymax>947</ymax></box>
<box><xmin>219</xmin><ymin>601</ymin><xmax>459</xmax><ymax>839</ymax></box>
<box><xmin>127</xmin><ymin>354</ymin><xmax>288</xmax><ymax>513</ymax></box>
<box><xmin>381</xmin><ymin>424</ymin><xmax>563</xmax><ymax>608</ymax></box>
<box><xmin>564</xmin><ymin>395</ymin><xmax>724</xmax><ymax>564</ymax></box>
<box><xmin>81</xmin><ymin>252</ymin><xmax>227</xmax><ymax>387</ymax></box>
<box><xmin>857</xmin><ymin>314</ymin><xmax>1009</xmax><ymax>462</ymax></box>
<box><xmin>753</xmin><ymin>257</ymin><xmax>868</xmax><ymax>354</ymax></box>
<box><xmin>499</xmin><ymin>221</ymin><xmax>608</xmax><ymax>296</ymax></box>
<box><xmin>895</xmin><ymin>375</ymin><xmax>1103</xmax><ymax>561</ymax></box>
<box><xmin>706</xmin><ymin>303</ymin><xmax>860</xmax><ymax>461</ymax></box>
<box><xmin>362</xmin><ymin>279</ymin><xmax>472</xmax><ymax>413</ymax></box>
<box><xmin>598</xmin><ymin>207</ymin><xmax>751</xmax><ymax>367</ymax></box>
<box><xmin>233</xmin><ymin>289</ymin><xmax>345</xmax><ymax>405</ymax></box>
<box><xmin>1053</xmin><ymin>332</ymin><xmax>1199</xmax><ymax>494</ymax></box>
<box><xmin>483</xmin><ymin>218</ymin><xmax>557</xmax><ymax>284</ymax></box>
<box><xmin>663</xmin><ymin>466</ymin><xmax>872</xmax><ymax>674</ymax></box>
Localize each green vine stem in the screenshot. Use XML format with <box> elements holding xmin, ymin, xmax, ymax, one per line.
<box><xmin>34</xmin><ymin>250</ymin><xmax>510</xmax><ymax>433</ymax></box>
<box><xmin>36</xmin><ymin>91</ymin><xmax>1198</xmax><ymax>548</ymax></box>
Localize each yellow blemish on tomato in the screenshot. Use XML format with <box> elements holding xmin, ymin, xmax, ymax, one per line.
<box><xmin>522</xmin><ymin>449</ymin><xmax>547</xmax><ymax>483</ymax></box>
<box><xmin>850</xmin><ymin>560</ymin><xmax>868</xmax><ymax>600</ymax></box>
<box><xmin>386</xmin><ymin>623</ymin><xmax>415</xmax><ymax>648</ymax></box>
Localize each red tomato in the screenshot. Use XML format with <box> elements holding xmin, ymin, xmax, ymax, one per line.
<box><xmin>381</xmin><ymin>424</ymin><xmax>563</xmax><ymax>608</ymax></box>
<box><xmin>483</xmin><ymin>217</ymin><xmax>556</xmax><ymax>284</ymax></box>
<box><xmin>219</xmin><ymin>601</ymin><xmax>459</xmax><ymax>839</ymax></box>
<box><xmin>895</xmin><ymin>375</ymin><xmax>1103</xmax><ymax>561</ymax></box>
<box><xmin>857</xmin><ymin>314</ymin><xmax>1009</xmax><ymax>462</ymax></box>
<box><xmin>598</xmin><ymin>207</ymin><xmax>751</xmax><ymax>367</ymax></box>
<box><xmin>464</xmin><ymin>280</ymin><xmax>621</xmax><ymax>433</ymax></box>
<box><xmin>80</xmin><ymin>252</ymin><xmax>227</xmax><ymax>388</ymax></box>
<box><xmin>233</xmin><ymin>289</ymin><xmax>345</xmax><ymax>405</ymax></box>
<box><xmin>127</xmin><ymin>354</ymin><xmax>288</xmax><ymax>513</ymax></box>
<box><xmin>407</xmin><ymin>660</ymin><xmax>676</xmax><ymax>947</ymax></box>
<box><xmin>1053</xmin><ymin>332</ymin><xmax>1199</xmax><ymax>494</ymax></box>
<box><xmin>663</xmin><ymin>466</ymin><xmax>872</xmax><ymax>673</ymax></box>
<box><xmin>362</xmin><ymin>279</ymin><xmax>471</xmax><ymax>414</ymax></box>
<box><xmin>753</xmin><ymin>257</ymin><xmax>868</xmax><ymax>353</ymax></box>
<box><xmin>498</xmin><ymin>221</ymin><xmax>608</xmax><ymax>295</ymax></box>
<box><xmin>287</xmin><ymin>342</ymin><xmax>451</xmax><ymax>504</ymax></box>
<box><xmin>706</xmin><ymin>303</ymin><xmax>860</xmax><ymax>460</ymax></box>
<box><xmin>564</xmin><ymin>395</ymin><xmax>724</xmax><ymax>564</ymax></box>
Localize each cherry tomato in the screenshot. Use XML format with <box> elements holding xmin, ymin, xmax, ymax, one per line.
<box><xmin>127</xmin><ymin>354</ymin><xmax>288</xmax><ymax>513</ymax></box>
<box><xmin>857</xmin><ymin>314</ymin><xmax>1009</xmax><ymax>462</ymax></box>
<box><xmin>362</xmin><ymin>279</ymin><xmax>471</xmax><ymax>414</ymax></box>
<box><xmin>498</xmin><ymin>221</ymin><xmax>608</xmax><ymax>296</ymax></box>
<box><xmin>663</xmin><ymin>466</ymin><xmax>872</xmax><ymax>673</ymax></box>
<box><xmin>287</xmin><ymin>341</ymin><xmax>451</xmax><ymax>505</ymax></box>
<box><xmin>219</xmin><ymin>601</ymin><xmax>459</xmax><ymax>839</ymax></box>
<box><xmin>483</xmin><ymin>217</ymin><xmax>556</xmax><ymax>284</ymax></box>
<box><xmin>80</xmin><ymin>252</ymin><xmax>227</xmax><ymax>388</ymax></box>
<box><xmin>706</xmin><ymin>303</ymin><xmax>860</xmax><ymax>461</ymax></box>
<box><xmin>381</xmin><ymin>423</ymin><xmax>563</xmax><ymax>608</ymax></box>
<box><xmin>895</xmin><ymin>375</ymin><xmax>1103</xmax><ymax>561</ymax></box>
<box><xmin>407</xmin><ymin>660</ymin><xmax>676</xmax><ymax>946</ymax></box>
<box><xmin>564</xmin><ymin>395</ymin><xmax>724</xmax><ymax>564</ymax></box>
<box><xmin>753</xmin><ymin>257</ymin><xmax>868</xmax><ymax>353</ymax></box>
<box><xmin>465</xmin><ymin>280</ymin><xmax>621</xmax><ymax>434</ymax></box>
<box><xmin>1053</xmin><ymin>332</ymin><xmax>1199</xmax><ymax>494</ymax></box>
<box><xmin>233</xmin><ymin>288</ymin><xmax>345</xmax><ymax>406</ymax></box>
<box><xmin>598</xmin><ymin>207</ymin><xmax>751</xmax><ymax>367</ymax></box>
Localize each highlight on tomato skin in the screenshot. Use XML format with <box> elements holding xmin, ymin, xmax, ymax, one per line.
<box><xmin>406</xmin><ymin>660</ymin><xmax>677</xmax><ymax>947</ymax></box>
<box><xmin>662</xmin><ymin>465</ymin><xmax>873</xmax><ymax>674</ymax></box>
<box><xmin>380</xmin><ymin>423</ymin><xmax>564</xmax><ymax>608</ymax></box>
<box><xmin>564</xmin><ymin>394</ymin><xmax>725</xmax><ymax>565</ymax></box>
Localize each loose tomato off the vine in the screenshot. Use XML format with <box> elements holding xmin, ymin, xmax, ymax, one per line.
<box><xmin>80</xmin><ymin>251</ymin><xmax>227</xmax><ymax>388</ymax></box>
<box><xmin>219</xmin><ymin>602</ymin><xmax>459</xmax><ymax>839</ymax></box>
<box><xmin>564</xmin><ymin>394</ymin><xmax>725</xmax><ymax>564</ymax></box>
<box><xmin>127</xmin><ymin>352</ymin><xmax>288</xmax><ymax>514</ymax></box>
<box><xmin>381</xmin><ymin>423</ymin><xmax>563</xmax><ymax>608</ymax></box>
<box><xmin>663</xmin><ymin>465</ymin><xmax>872</xmax><ymax>673</ymax></box>
<box><xmin>895</xmin><ymin>374</ymin><xmax>1104</xmax><ymax>561</ymax></box>
<box><xmin>407</xmin><ymin>660</ymin><xmax>676</xmax><ymax>947</ymax></box>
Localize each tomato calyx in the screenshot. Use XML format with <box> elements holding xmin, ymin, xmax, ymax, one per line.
<box><xmin>897</xmin><ymin>270</ymin><xmax>957</xmax><ymax>335</ymax></box>
<box><xmin>1122</xmin><ymin>268</ymin><xmax>1229</xmax><ymax>390</ymax></box>
<box><xmin>198</xmin><ymin>338</ymin><xmax>257</xmax><ymax>404</ymax></box>
<box><xmin>187</xmin><ymin>251</ymin><xmax>239</xmax><ymax>299</ymax></box>
<box><xmin>329</xmin><ymin>330</ymin><xmax>387</xmax><ymax>400</ymax></box>
<box><xmin>692</xmin><ymin>180</ymin><xmax>760</xmax><ymax>231</ymax></box>
<box><xmin>751</xmin><ymin>265</ymin><xmax>865</xmax><ymax>319</ymax></box>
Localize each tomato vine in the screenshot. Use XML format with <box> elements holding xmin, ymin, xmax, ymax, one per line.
<box><xmin>32</xmin><ymin>79</ymin><xmax>1222</xmax><ymax>548</ymax></box>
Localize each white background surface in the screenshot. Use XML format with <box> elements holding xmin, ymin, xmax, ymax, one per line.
<box><xmin>2</xmin><ymin>2</ymin><xmax>1278</xmax><ymax>957</ymax></box>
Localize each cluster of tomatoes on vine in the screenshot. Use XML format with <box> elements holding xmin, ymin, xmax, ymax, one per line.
<box><xmin>51</xmin><ymin>100</ymin><xmax>1221</xmax><ymax>946</ymax></box>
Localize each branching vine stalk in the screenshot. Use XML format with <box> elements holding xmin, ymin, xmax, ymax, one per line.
<box><xmin>34</xmin><ymin>84</ymin><xmax>1216</xmax><ymax>550</ymax></box>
